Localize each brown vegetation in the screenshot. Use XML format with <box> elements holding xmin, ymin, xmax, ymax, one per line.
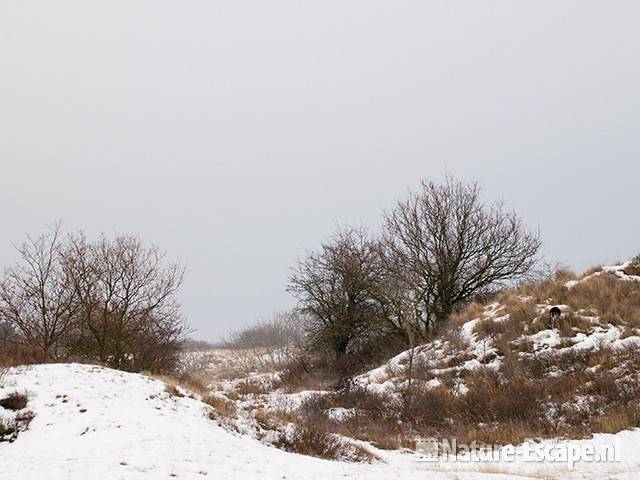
<box><xmin>0</xmin><ymin>392</ymin><xmax>29</xmax><ymax>411</ymax></box>
<box><xmin>204</xmin><ymin>395</ymin><xmax>238</xmax><ymax>419</ymax></box>
<box><xmin>288</xmin><ymin>176</ymin><xmax>541</xmax><ymax>358</ymax></box>
<box><xmin>0</xmin><ymin>225</ymin><xmax>186</xmax><ymax>373</ymax></box>
<box><xmin>273</xmin><ymin>426</ymin><xmax>375</xmax><ymax>462</ymax></box>
<box><xmin>0</xmin><ymin>392</ymin><xmax>34</xmax><ymax>443</ymax></box>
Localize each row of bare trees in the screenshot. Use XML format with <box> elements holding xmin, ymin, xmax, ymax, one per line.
<box><xmin>0</xmin><ymin>224</ymin><xmax>186</xmax><ymax>372</ymax></box>
<box><xmin>223</xmin><ymin>311</ymin><xmax>308</xmax><ymax>372</ymax></box>
<box><xmin>288</xmin><ymin>176</ymin><xmax>541</xmax><ymax>358</ymax></box>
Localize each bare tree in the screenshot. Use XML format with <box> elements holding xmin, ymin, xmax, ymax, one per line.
<box><xmin>287</xmin><ymin>226</ymin><xmax>385</xmax><ymax>358</ymax></box>
<box><xmin>61</xmin><ymin>232</ymin><xmax>186</xmax><ymax>372</ymax></box>
<box><xmin>224</xmin><ymin>310</ymin><xmax>309</xmax><ymax>371</ymax></box>
<box><xmin>0</xmin><ymin>225</ymin><xmax>187</xmax><ymax>372</ymax></box>
<box><xmin>225</xmin><ymin>311</ymin><xmax>305</xmax><ymax>351</ymax></box>
<box><xmin>0</xmin><ymin>223</ymin><xmax>77</xmax><ymax>360</ymax></box>
<box><xmin>384</xmin><ymin>176</ymin><xmax>541</xmax><ymax>338</ymax></box>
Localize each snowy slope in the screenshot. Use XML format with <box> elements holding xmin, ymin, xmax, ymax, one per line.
<box><xmin>1</xmin><ymin>363</ymin><xmax>639</xmax><ymax>480</ymax></box>
<box><xmin>0</xmin><ymin>364</ymin><xmax>466</xmax><ymax>480</ymax></box>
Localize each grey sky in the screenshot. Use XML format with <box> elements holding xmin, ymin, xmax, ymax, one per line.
<box><xmin>1</xmin><ymin>1</ymin><xmax>638</xmax><ymax>342</ymax></box>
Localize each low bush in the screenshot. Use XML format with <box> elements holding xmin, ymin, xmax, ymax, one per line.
<box><xmin>274</xmin><ymin>426</ymin><xmax>374</xmax><ymax>462</ymax></box>
<box><xmin>0</xmin><ymin>392</ymin><xmax>28</xmax><ymax>411</ymax></box>
<box><xmin>204</xmin><ymin>395</ymin><xmax>237</xmax><ymax>419</ymax></box>
<box><xmin>295</xmin><ymin>389</ymin><xmax>408</xmax><ymax>450</ymax></box>
<box><xmin>623</xmin><ymin>255</ymin><xmax>640</xmax><ymax>276</ymax></box>
<box><xmin>234</xmin><ymin>380</ymin><xmax>270</xmax><ymax>396</ymax></box>
<box><xmin>0</xmin><ymin>392</ymin><xmax>34</xmax><ymax>443</ymax></box>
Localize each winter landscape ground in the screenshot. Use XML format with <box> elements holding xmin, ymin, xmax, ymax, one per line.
<box><xmin>3</xmin><ymin>261</ymin><xmax>640</xmax><ymax>479</ymax></box>
<box><xmin>1</xmin><ymin>363</ymin><xmax>639</xmax><ymax>480</ymax></box>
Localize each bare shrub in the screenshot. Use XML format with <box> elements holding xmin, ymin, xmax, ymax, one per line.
<box><xmin>0</xmin><ymin>321</ymin><xmax>42</xmax><ymax>368</ymax></box>
<box><xmin>0</xmin><ymin>410</ymin><xmax>35</xmax><ymax>443</ymax></box>
<box><xmin>275</xmin><ymin>355</ymin><xmax>320</xmax><ymax>393</ymax></box>
<box><xmin>293</xmin><ymin>389</ymin><xmax>408</xmax><ymax>450</ymax></box>
<box><xmin>440</xmin><ymin>326</ymin><xmax>471</xmax><ymax>355</ymax></box>
<box><xmin>253</xmin><ymin>406</ymin><xmax>299</xmax><ymax>432</ymax></box>
<box><xmin>234</xmin><ymin>379</ymin><xmax>270</xmax><ymax>396</ymax></box>
<box><xmin>175</xmin><ymin>352</ymin><xmax>213</xmax><ymax>391</ymax></box>
<box><xmin>504</xmin><ymin>301</ymin><xmax>537</xmax><ymax>331</ymax></box>
<box><xmin>403</xmin><ymin>385</ymin><xmax>453</xmax><ymax>429</ymax></box>
<box><xmin>204</xmin><ymin>395</ymin><xmax>237</xmax><ymax>419</ymax></box>
<box><xmin>0</xmin><ymin>392</ymin><xmax>34</xmax><ymax>443</ymax></box>
<box><xmin>623</xmin><ymin>255</ymin><xmax>640</xmax><ymax>276</ymax></box>
<box><xmin>556</xmin><ymin>312</ymin><xmax>590</xmax><ymax>337</ymax></box>
<box><xmin>335</xmin><ymin>415</ymin><xmax>406</xmax><ymax>450</ymax></box>
<box><xmin>274</xmin><ymin>426</ymin><xmax>374</xmax><ymax>462</ymax></box>
<box><xmin>275</xmin><ymin>336</ymin><xmax>404</xmax><ymax>394</ymax></box>
<box><xmin>0</xmin><ymin>392</ymin><xmax>28</xmax><ymax>411</ymax></box>
<box><xmin>473</xmin><ymin>318</ymin><xmax>507</xmax><ymax>340</ymax></box>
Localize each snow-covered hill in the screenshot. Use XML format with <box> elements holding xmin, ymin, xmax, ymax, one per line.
<box><xmin>0</xmin><ymin>364</ymin><xmax>469</xmax><ymax>480</ymax></box>
<box><xmin>2</xmin><ymin>363</ymin><xmax>640</xmax><ymax>479</ymax></box>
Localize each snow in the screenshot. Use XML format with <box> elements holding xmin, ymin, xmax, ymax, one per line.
<box><xmin>565</xmin><ymin>262</ymin><xmax>640</xmax><ymax>289</ymax></box>
<box><xmin>0</xmin><ymin>364</ymin><xmax>488</xmax><ymax>480</ymax></box>
<box><xmin>564</xmin><ymin>280</ymin><xmax>580</xmax><ymax>289</ymax></box>
<box><xmin>2</xmin><ymin>363</ymin><xmax>640</xmax><ymax>479</ymax></box>
<box><xmin>603</xmin><ymin>262</ymin><xmax>640</xmax><ymax>282</ymax></box>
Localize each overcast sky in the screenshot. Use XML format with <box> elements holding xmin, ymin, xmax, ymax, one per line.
<box><xmin>1</xmin><ymin>1</ymin><xmax>638</xmax><ymax>341</ymax></box>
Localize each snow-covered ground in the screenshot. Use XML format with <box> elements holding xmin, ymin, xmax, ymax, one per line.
<box><xmin>1</xmin><ymin>363</ymin><xmax>639</xmax><ymax>479</ymax></box>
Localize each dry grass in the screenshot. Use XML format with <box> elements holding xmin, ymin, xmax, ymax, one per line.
<box><xmin>257</xmin><ymin>393</ymin><xmax>379</xmax><ymax>460</ymax></box>
<box><xmin>164</xmin><ymin>384</ymin><xmax>185</xmax><ymax>398</ymax></box>
<box><xmin>273</xmin><ymin>426</ymin><xmax>375</xmax><ymax>462</ymax></box>
<box><xmin>145</xmin><ymin>370</ymin><xmax>238</xmax><ymax>421</ymax></box>
<box><xmin>234</xmin><ymin>379</ymin><xmax>270</xmax><ymax>396</ymax></box>
<box><xmin>253</xmin><ymin>407</ymin><xmax>299</xmax><ymax>431</ymax></box>
<box><xmin>0</xmin><ymin>366</ymin><xmax>8</xmax><ymax>389</ymax></box>
<box><xmin>623</xmin><ymin>255</ymin><xmax>640</xmax><ymax>276</ymax></box>
<box><xmin>278</xmin><ymin>266</ymin><xmax>640</xmax><ymax>449</ymax></box>
<box><xmin>293</xmin><ymin>389</ymin><xmax>411</xmax><ymax>450</ymax></box>
<box><xmin>593</xmin><ymin>405</ymin><xmax>640</xmax><ymax>433</ymax></box>
<box><xmin>449</xmin><ymin>301</ymin><xmax>485</xmax><ymax>326</ymax></box>
<box><xmin>163</xmin><ymin>262</ymin><xmax>640</xmax><ymax>458</ymax></box>
<box><xmin>519</xmin><ymin>278</ymin><xmax>569</xmax><ymax>306</ymax></box>
<box><xmin>203</xmin><ymin>395</ymin><xmax>237</xmax><ymax>419</ymax></box>
<box><xmin>337</xmin><ymin>416</ymin><xmax>406</xmax><ymax>450</ymax></box>
<box><xmin>145</xmin><ymin>373</ymin><xmax>191</xmax><ymax>398</ymax></box>
<box><xmin>582</xmin><ymin>265</ymin><xmax>603</xmax><ymax>278</ymax></box>
<box><xmin>290</xmin><ymin>340</ymin><xmax>640</xmax><ymax>449</ymax></box>
<box><xmin>569</xmin><ymin>274</ymin><xmax>640</xmax><ymax>328</ymax></box>
<box><xmin>456</xmin><ymin>263</ymin><xmax>640</xmax><ymax>338</ymax></box>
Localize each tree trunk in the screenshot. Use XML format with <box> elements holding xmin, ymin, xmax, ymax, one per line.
<box><xmin>334</xmin><ymin>337</ymin><xmax>349</xmax><ymax>359</ymax></box>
